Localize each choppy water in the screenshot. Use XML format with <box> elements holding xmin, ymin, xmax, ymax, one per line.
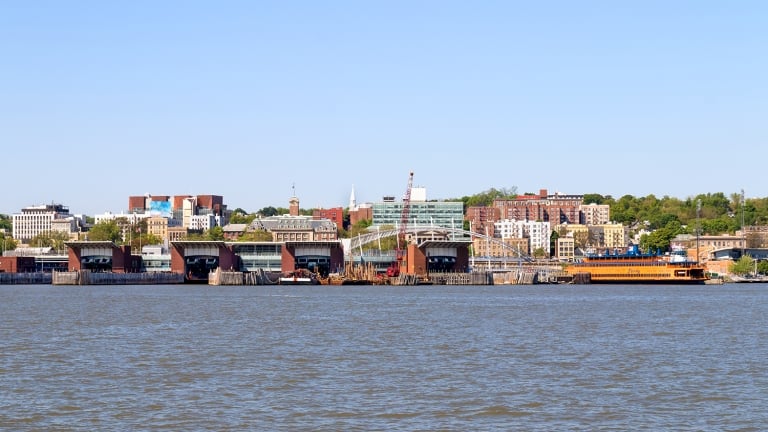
<box><xmin>1</xmin><ymin>284</ymin><xmax>767</xmax><ymax>431</ymax></box>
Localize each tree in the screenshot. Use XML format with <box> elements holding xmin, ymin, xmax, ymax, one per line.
<box><xmin>639</xmin><ymin>220</ymin><xmax>685</xmax><ymax>252</ymax></box>
<box><xmin>582</xmin><ymin>193</ymin><xmax>606</xmax><ymax>205</ymax></box>
<box><xmin>184</xmin><ymin>231</ymin><xmax>205</xmax><ymax>240</ymax></box>
<box><xmin>144</xmin><ymin>233</ymin><xmax>163</xmax><ymax>246</ymax></box>
<box><xmin>237</xmin><ymin>230</ymin><xmax>274</xmax><ymax>242</ymax></box>
<box><xmin>0</xmin><ymin>214</ymin><xmax>11</xmax><ymax>232</ymax></box>
<box><xmin>340</xmin><ymin>219</ymin><xmax>372</xmax><ymax>239</ymax></box>
<box><xmin>87</xmin><ymin>220</ymin><xmax>123</xmax><ymax>243</ymax></box>
<box><xmin>572</xmin><ymin>230</ymin><xmax>589</xmax><ymax>250</ymax></box>
<box><xmin>758</xmin><ymin>260</ymin><xmax>768</xmax><ymax>275</ymax></box>
<box><xmin>610</xmin><ymin>195</ymin><xmax>639</xmax><ymax>225</ymax></box>
<box><xmin>455</xmin><ymin>187</ymin><xmax>518</xmax><ymax>208</ymax></box>
<box><xmin>549</xmin><ymin>231</ymin><xmax>560</xmax><ymax>256</ymax></box>
<box><xmin>0</xmin><ymin>233</ymin><xmax>18</xmax><ymax>252</ymax></box>
<box><xmin>229</xmin><ymin>212</ymin><xmax>257</xmax><ymax>225</ymax></box>
<box><xmin>257</xmin><ymin>206</ymin><xmax>279</xmax><ymax>217</ymax></box>
<box><xmin>730</xmin><ymin>255</ymin><xmax>755</xmax><ymax>276</ymax></box>
<box><xmin>206</xmin><ymin>226</ymin><xmax>225</xmax><ymax>241</ymax></box>
<box><xmin>701</xmin><ymin>217</ymin><xmax>738</xmax><ymax>235</ymax></box>
<box><xmin>28</xmin><ymin>230</ymin><xmax>70</xmax><ymax>252</ymax></box>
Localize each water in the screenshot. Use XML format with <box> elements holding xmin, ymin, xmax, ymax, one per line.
<box><xmin>1</xmin><ymin>284</ymin><xmax>767</xmax><ymax>431</ymax></box>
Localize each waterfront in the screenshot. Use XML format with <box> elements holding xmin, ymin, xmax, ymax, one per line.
<box><xmin>1</xmin><ymin>284</ymin><xmax>767</xmax><ymax>431</ymax></box>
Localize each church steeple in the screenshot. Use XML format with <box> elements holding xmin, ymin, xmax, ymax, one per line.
<box><xmin>349</xmin><ymin>184</ymin><xmax>357</xmax><ymax>210</ymax></box>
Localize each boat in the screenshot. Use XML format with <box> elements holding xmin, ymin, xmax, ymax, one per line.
<box><xmin>565</xmin><ymin>244</ymin><xmax>709</xmax><ymax>284</ymax></box>
<box><xmin>279</xmin><ymin>269</ymin><xmax>320</xmax><ymax>285</ymax></box>
<box><xmin>730</xmin><ymin>259</ymin><xmax>768</xmax><ymax>283</ymax></box>
<box><xmin>730</xmin><ymin>274</ymin><xmax>768</xmax><ymax>283</ymax></box>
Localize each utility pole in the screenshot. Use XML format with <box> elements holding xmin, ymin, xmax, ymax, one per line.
<box><xmin>696</xmin><ymin>199</ymin><xmax>701</xmax><ymax>263</ymax></box>
<box><xmin>741</xmin><ymin>189</ymin><xmax>746</xmax><ymax>258</ymax></box>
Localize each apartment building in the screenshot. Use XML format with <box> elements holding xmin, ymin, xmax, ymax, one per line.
<box><xmin>494</xmin><ymin>219</ymin><xmax>552</xmax><ymax>257</ymax></box>
<box><xmin>465</xmin><ymin>205</ymin><xmax>501</xmax><ymax>236</ymax></box>
<box><xmin>580</xmin><ymin>203</ymin><xmax>611</xmax><ymax>225</ymax></box>
<box><xmin>12</xmin><ymin>204</ymin><xmax>79</xmax><ymax>243</ymax></box>
<box><xmin>493</xmin><ymin>189</ymin><xmax>582</xmax><ymax>225</ymax></box>
<box><xmin>555</xmin><ymin>236</ymin><xmax>576</xmax><ymax>261</ymax></box>
<box><xmin>472</xmin><ymin>236</ymin><xmax>529</xmax><ymax>258</ymax></box>
<box><xmin>558</xmin><ymin>223</ymin><xmax>627</xmax><ymax>250</ymax></box>
<box><xmin>313</xmin><ymin>207</ymin><xmax>344</xmax><ymax>229</ymax></box>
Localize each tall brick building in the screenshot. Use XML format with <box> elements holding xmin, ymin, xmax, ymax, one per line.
<box><xmin>493</xmin><ymin>189</ymin><xmax>582</xmax><ymax>225</ymax></box>
<box><xmin>465</xmin><ymin>205</ymin><xmax>501</xmax><ymax>236</ymax></box>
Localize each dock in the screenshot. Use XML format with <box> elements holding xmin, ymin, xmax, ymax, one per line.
<box><xmin>52</xmin><ymin>271</ymin><xmax>184</xmax><ymax>285</ymax></box>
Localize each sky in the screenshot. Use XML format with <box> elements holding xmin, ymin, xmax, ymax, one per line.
<box><xmin>1</xmin><ymin>1</ymin><xmax>766</xmax><ymax>216</ymax></box>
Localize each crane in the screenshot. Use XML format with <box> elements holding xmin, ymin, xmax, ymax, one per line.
<box><xmin>399</xmin><ymin>171</ymin><xmax>414</xmax><ymax>248</ymax></box>
<box><xmin>387</xmin><ymin>171</ymin><xmax>414</xmax><ymax>277</ymax></box>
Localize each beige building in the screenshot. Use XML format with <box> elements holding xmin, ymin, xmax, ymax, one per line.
<box><xmin>559</xmin><ymin>224</ymin><xmax>588</xmax><ymax>247</ymax></box>
<box><xmin>672</xmin><ymin>233</ymin><xmax>745</xmax><ymax>263</ymax></box>
<box><xmin>147</xmin><ymin>216</ymin><xmax>169</xmax><ymax>242</ymax></box>
<box><xmin>559</xmin><ymin>223</ymin><xmax>627</xmax><ymax>250</ymax></box>
<box><xmin>555</xmin><ymin>236</ymin><xmax>575</xmax><ymax>261</ymax></box>
<box><xmin>252</xmin><ymin>215</ymin><xmax>338</xmax><ymax>242</ymax></box>
<box><xmin>580</xmin><ymin>203</ymin><xmax>610</xmax><ymax>225</ymax></box>
<box><xmin>672</xmin><ymin>233</ymin><xmax>744</xmax><ymax>252</ymax></box>
<box><xmin>743</xmin><ymin>226</ymin><xmax>768</xmax><ymax>248</ymax></box>
<box><xmin>51</xmin><ymin>218</ymin><xmax>79</xmax><ymax>240</ymax></box>
<box><xmin>168</xmin><ymin>226</ymin><xmax>188</xmax><ymax>242</ymax></box>
<box><xmin>472</xmin><ymin>236</ymin><xmax>529</xmax><ymax>258</ymax></box>
<box><xmin>595</xmin><ymin>224</ymin><xmax>628</xmax><ymax>249</ymax></box>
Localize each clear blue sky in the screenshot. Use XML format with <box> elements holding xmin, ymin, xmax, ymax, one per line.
<box><xmin>2</xmin><ymin>1</ymin><xmax>766</xmax><ymax>216</ymax></box>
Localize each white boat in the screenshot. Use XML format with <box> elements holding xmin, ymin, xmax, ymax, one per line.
<box><xmin>279</xmin><ymin>269</ymin><xmax>319</xmax><ymax>285</ymax></box>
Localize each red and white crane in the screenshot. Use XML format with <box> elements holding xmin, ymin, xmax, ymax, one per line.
<box><xmin>398</xmin><ymin>171</ymin><xmax>414</xmax><ymax>249</ymax></box>
<box><xmin>388</xmin><ymin>171</ymin><xmax>414</xmax><ymax>277</ymax></box>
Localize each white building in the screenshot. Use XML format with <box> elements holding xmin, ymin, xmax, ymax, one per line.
<box><xmin>494</xmin><ymin>219</ymin><xmax>552</xmax><ymax>256</ymax></box>
<box><xmin>12</xmin><ymin>204</ymin><xmax>75</xmax><ymax>242</ymax></box>
<box><xmin>93</xmin><ymin>211</ymin><xmax>147</xmax><ymax>225</ymax></box>
<box><xmin>190</xmin><ymin>214</ymin><xmax>217</xmax><ymax>231</ymax></box>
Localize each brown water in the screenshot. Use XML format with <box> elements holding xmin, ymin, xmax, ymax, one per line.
<box><xmin>1</xmin><ymin>284</ymin><xmax>767</xmax><ymax>431</ymax></box>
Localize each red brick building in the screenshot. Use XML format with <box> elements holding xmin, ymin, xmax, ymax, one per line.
<box><xmin>465</xmin><ymin>206</ymin><xmax>501</xmax><ymax>236</ymax></box>
<box><xmin>493</xmin><ymin>189</ymin><xmax>582</xmax><ymax>225</ymax></box>
<box><xmin>349</xmin><ymin>205</ymin><xmax>373</xmax><ymax>227</ymax></box>
<box><xmin>313</xmin><ymin>207</ymin><xmax>344</xmax><ymax>229</ymax></box>
<box><xmin>0</xmin><ymin>256</ymin><xmax>36</xmax><ymax>273</ymax></box>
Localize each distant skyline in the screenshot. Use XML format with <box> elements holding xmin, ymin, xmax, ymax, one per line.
<box><xmin>2</xmin><ymin>1</ymin><xmax>766</xmax><ymax>216</ymax></box>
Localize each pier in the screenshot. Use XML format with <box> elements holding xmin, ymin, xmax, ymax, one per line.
<box><xmin>0</xmin><ymin>273</ymin><xmax>52</xmax><ymax>285</ymax></box>
<box><xmin>208</xmin><ymin>268</ymin><xmax>280</xmax><ymax>285</ymax></box>
<box><xmin>52</xmin><ymin>271</ymin><xmax>184</xmax><ymax>285</ymax></box>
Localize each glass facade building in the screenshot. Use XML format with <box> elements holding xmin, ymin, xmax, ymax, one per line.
<box><xmin>372</xmin><ymin>201</ymin><xmax>465</xmax><ymax>231</ymax></box>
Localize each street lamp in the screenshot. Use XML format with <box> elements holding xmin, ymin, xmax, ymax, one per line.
<box><xmin>741</xmin><ymin>189</ymin><xmax>746</xmax><ymax>257</ymax></box>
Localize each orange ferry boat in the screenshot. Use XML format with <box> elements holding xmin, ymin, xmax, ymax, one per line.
<box><xmin>565</xmin><ymin>245</ymin><xmax>709</xmax><ymax>284</ymax></box>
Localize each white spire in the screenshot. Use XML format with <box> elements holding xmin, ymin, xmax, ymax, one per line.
<box><xmin>349</xmin><ymin>184</ymin><xmax>357</xmax><ymax>210</ymax></box>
